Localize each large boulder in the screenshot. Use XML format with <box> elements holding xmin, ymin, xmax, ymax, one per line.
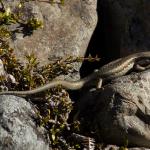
<box><xmin>100</xmin><ymin>145</ymin><xmax>150</xmax><ymax>150</ymax></box>
<box><xmin>3</xmin><ymin>0</ymin><xmax>97</xmax><ymax>69</ymax></box>
<box><xmin>78</xmin><ymin>69</ymin><xmax>150</xmax><ymax>148</ymax></box>
<box><xmin>0</xmin><ymin>95</ymin><xmax>50</xmax><ymax>150</ymax></box>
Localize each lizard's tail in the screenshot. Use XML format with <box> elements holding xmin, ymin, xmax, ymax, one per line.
<box><xmin>0</xmin><ymin>79</ymin><xmax>86</xmax><ymax>97</ymax></box>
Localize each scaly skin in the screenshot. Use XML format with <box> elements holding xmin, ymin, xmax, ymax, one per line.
<box><xmin>0</xmin><ymin>51</ymin><xmax>150</xmax><ymax>97</ymax></box>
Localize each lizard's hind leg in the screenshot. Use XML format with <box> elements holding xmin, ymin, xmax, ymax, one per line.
<box><xmin>89</xmin><ymin>78</ymin><xmax>103</xmax><ymax>92</ymax></box>
<box><xmin>134</xmin><ymin>64</ymin><xmax>147</xmax><ymax>71</ymax></box>
<box><xmin>97</xmin><ymin>78</ymin><xmax>103</xmax><ymax>89</ymax></box>
<box><xmin>92</xmin><ymin>69</ymin><xmax>103</xmax><ymax>89</ymax></box>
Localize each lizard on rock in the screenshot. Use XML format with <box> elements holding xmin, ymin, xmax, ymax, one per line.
<box><xmin>0</xmin><ymin>51</ymin><xmax>150</xmax><ymax>97</ymax></box>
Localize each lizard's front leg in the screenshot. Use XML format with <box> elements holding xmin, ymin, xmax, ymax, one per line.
<box><xmin>134</xmin><ymin>58</ymin><xmax>150</xmax><ymax>71</ymax></box>
<box><xmin>134</xmin><ymin>64</ymin><xmax>147</xmax><ymax>71</ymax></box>
<box><xmin>134</xmin><ymin>62</ymin><xmax>150</xmax><ymax>71</ymax></box>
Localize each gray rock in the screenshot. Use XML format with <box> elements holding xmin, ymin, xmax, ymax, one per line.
<box><xmin>3</xmin><ymin>0</ymin><xmax>97</xmax><ymax>71</ymax></box>
<box><xmin>129</xmin><ymin>148</ymin><xmax>150</xmax><ymax>150</ymax></box>
<box><xmin>0</xmin><ymin>59</ymin><xmax>17</xmax><ymax>90</ymax></box>
<box><xmin>78</xmin><ymin>70</ymin><xmax>150</xmax><ymax>148</ymax></box>
<box><xmin>0</xmin><ymin>95</ymin><xmax>50</xmax><ymax>150</ymax></box>
<box><xmin>101</xmin><ymin>145</ymin><xmax>150</xmax><ymax>150</ymax></box>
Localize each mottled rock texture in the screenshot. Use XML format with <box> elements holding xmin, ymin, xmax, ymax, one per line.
<box><xmin>3</xmin><ymin>0</ymin><xmax>97</xmax><ymax>68</ymax></box>
<box><xmin>78</xmin><ymin>69</ymin><xmax>150</xmax><ymax>148</ymax></box>
<box><xmin>101</xmin><ymin>145</ymin><xmax>150</xmax><ymax>150</ymax></box>
<box><xmin>0</xmin><ymin>95</ymin><xmax>50</xmax><ymax>150</ymax></box>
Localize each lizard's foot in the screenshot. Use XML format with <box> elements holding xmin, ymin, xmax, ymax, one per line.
<box><xmin>94</xmin><ymin>69</ymin><xmax>99</xmax><ymax>73</ymax></box>
<box><xmin>89</xmin><ymin>88</ymin><xmax>97</xmax><ymax>92</ymax></box>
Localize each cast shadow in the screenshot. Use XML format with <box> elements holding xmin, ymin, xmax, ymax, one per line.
<box><xmin>80</xmin><ymin>0</ymin><xmax>120</xmax><ymax>77</ymax></box>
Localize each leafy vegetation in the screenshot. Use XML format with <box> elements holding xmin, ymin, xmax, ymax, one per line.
<box><xmin>0</xmin><ymin>1</ymin><xmax>76</xmax><ymax>149</ymax></box>
<box><xmin>0</xmin><ymin>39</ymin><xmax>101</xmax><ymax>149</ymax></box>
<box><xmin>0</xmin><ymin>41</ymin><xmax>72</xmax><ymax>148</ymax></box>
<box><xmin>0</xmin><ymin>1</ymin><xmax>43</xmax><ymax>39</ymax></box>
<box><xmin>0</xmin><ymin>4</ymin><xmax>98</xmax><ymax>145</ymax></box>
<box><xmin>0</xmin><ymin>0</ymin><xmax>129</xmax><ymax>149</ymax></box>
